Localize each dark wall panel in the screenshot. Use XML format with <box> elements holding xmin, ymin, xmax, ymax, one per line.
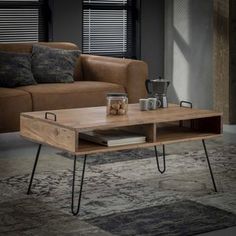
<box><xmin>50</xmin><ymin>0</ymin><xmax>165</xmax><ymax>82</ymax></box>
<box><xmin>141</xmin><ymin>0</ymin><xmax>164</xmax><ymax>80</ymax></box>
<box><xmin>50</xmin><ymin>0</ymin><xmax>82</xmax><ymax>49</ymax></box>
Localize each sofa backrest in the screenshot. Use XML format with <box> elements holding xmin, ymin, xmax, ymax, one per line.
<box><xmin>0</xmin><ymin>42</ymin><xmax>82</xmax><ymax>81</ymax></box>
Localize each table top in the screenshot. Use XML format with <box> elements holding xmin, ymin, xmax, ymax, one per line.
<box><xmin>21</xmin><ymin>104</ymin><xmax>222</xmax><ymax>132</ymax></box>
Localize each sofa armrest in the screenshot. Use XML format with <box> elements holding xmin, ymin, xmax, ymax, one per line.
<box><xmin>80</xmin><ymin>54</ymin><xmax>148</xmax><ymax>103</ymax></box>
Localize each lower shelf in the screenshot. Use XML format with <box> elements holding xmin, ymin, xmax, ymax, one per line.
<box><xmin>75</xmin><ymin>125</ymin><xmax>221</xmax><ymax>155</ymax></box>
<box><xmin>156</xmin><ymin>126</ymin><xmax>220</xmax><ymax>144</ymax></box>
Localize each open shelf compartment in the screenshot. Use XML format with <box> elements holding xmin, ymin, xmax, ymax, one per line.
<box><xmin>155</xmin><ymin>115</ymin><xmax>222</xmax><ymax>144</ymax></box>
<box><xmin>76</xmin><ymin>115</ymin><xmax>222</xmax><ymax>155</ymax></box>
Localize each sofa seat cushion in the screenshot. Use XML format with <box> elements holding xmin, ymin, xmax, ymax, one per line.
<box><xmin>0</xmin><ymin>88</ymin><xmax>32</xmax><ymax>132</ymax></box>
<box><xmin>18</xmin><ymin>81</ymin><xmax>125</xmax><ymax>111</ymax></box>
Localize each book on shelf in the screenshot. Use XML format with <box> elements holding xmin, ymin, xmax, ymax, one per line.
<box><xmin>80</xmin><ymin>129</ymin><xmax>146</xmax><ymax>147</ymax></box>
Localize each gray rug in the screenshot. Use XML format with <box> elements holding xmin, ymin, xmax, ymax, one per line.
<box><xmin>0</xmin><ymin>144</ymin><xmax>236</xmax><ymax>235</ymax></box>
<box><xmin>87</xmin><ymin>200</ymin><xmax>236</xmax><ymax>236</ymax></box>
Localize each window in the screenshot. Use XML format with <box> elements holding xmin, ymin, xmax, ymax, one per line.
<box><xmin>83</xmin><ymin>0</ymin><xmax>136</xmax><ymax>58</ymax></box>
<box><xmin>0</xmin><ymin>0</ymin><xmax>48</xmax><ymax>43</ymax></box>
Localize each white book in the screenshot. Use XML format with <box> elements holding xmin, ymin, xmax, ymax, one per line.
<box><xmin>80</xmin><ymin>129</ymin><xmax>146</xmax><ymax>147</ymax></box>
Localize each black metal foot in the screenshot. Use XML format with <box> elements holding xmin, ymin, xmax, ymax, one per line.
<box><xmin>71</xmin><ymin>154</ymin><xmax>87</xmax><ymax>216</ymax></box>
<box><xmin>154</xmin><ymin>145</ymin><xmax>166</xmax><ymax>174</ymax></box>
<box><xmin>202</xmin><ymin>139</ymin><xmax>218</xmax><ymax>192</ymax></box>
<box><xmin>27</xmin><ymin>144</ymin><xmax>42</xmax><ymax>195</ymax></box>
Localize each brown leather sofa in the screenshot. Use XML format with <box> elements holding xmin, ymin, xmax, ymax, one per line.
<box><xmin>0</xmin><ymin>42</ymin><xmax>148</xmax><ymax>133</ymax></box>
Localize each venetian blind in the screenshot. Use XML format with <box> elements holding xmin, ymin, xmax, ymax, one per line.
<box><xmin>83</xmin><ymin>0</ymin><xmax>136</xmax><ymax>58</ymax></box>
<box><xmin>0</xmin><ymin>0</ymin><xmax>48</xmax><ymax>43</ymax></box>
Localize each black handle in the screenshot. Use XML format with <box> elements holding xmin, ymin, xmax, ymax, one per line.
<box><xmin>145</xmin><ymin>79</ymin><xmax>152</xmax><ymax>94</ymax></box>
<box><xmin>180</xmin><ymin>101</ymin><xmax>193</xmax><ymax>108</ymax></box>
<box><xmin>179</xmin><ymin>101</ymin><xmax>194</xmax><ymax>128</ymax></box>
<box><xmin>45</xmin><ymin>112</ymin><xmax>57</xmax><ymax>121</ymax></box>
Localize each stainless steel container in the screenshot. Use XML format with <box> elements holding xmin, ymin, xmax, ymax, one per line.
<box><xmin>145</xmin><ymin>77</ymin><xmax>170</xmax><ymax>108</ymax></box>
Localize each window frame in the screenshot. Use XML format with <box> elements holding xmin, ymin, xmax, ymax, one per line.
<box><xmin>82</xmin><ymin>0</ymin><xmax>137</xmax><ymax>59</ymax></box>
<box><xmin>0</xmin><ymin>0</ymin><xmax>49</xmax><ymax>42</ymax></box>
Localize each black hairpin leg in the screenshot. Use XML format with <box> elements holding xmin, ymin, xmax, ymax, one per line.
<box><xmin>154</xmin><ymin>145</ymin><xmax>166</xmax><ymax>174</ymax></box>
<box><xmin>71</xmin><ymin>154</ymin><xmax>87</xmax><ymax>216</ymax></box>
<box><xmin>202</xmin><ymin>139</ymin><xmax>217</xmax><ymax>192</ymax></box>
<box><xmin>27</xmin><ymin>144</ymin><xmax>42</xmax><ymax>194</ymax></box>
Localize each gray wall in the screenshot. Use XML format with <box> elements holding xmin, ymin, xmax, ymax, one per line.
<box><xmin>50</xmin><ymin>0</ymin><xmax>165</xmax><ymax>80</ymax></box>
<box><xmin>141</xmin><ymin>0</ymin><xmax>164</xmax><ymax>80</ymax></box>
<box><xmin>50</xmin><ymin>0</ymin><xmax>82</xmax><ymax>49</ymax></box>
<box><xmin>164</xmin><ymin>0</ymin><xmax>213</xmax><ymax>109</ymax></box>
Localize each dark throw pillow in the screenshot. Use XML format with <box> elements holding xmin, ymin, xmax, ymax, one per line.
<box><xmin>31</xmin><ymin>44</ymin><xmax>81</xmax><ymax>83</ymax></box>
<box><xmin>0</xmin><ymin>51</ymin><xmax>36</xmax><ymax>88</ymax></box>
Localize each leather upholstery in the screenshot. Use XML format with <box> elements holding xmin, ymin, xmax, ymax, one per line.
<box><xmin>0</xmin><ymin>42</ymin><xmax>148</xmax><ymax>133</ymax></box>
<box><xmin>0</xmin><ymin>88</ymin><xmax>32</xmax><ymax>132</ymax></box>
<box><xmin>0</xmin><ymin>42</ymin><xmax>78</xmax><ymax>53</ymax></box>
<box><xmin>18</xmin><ymin>81</ymin><xmax>125</xmax><ymax>111</ymax></box>
<box><xmin>81</xmin><ymin>55</ymin><xmax>148</xmax><ymax>102</ymax></box>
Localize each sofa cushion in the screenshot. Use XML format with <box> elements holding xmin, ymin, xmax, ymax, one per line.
<box><xmin>0</xmin><ymin>51</ymin><xmax>36</xmax><ymax>88</ymax></box>
<box><xmin>0</xmin><ymin>88</ymin><xmax>32</xmax><ymax>132</ymax></box>
<box><xmin>18</xmin><ymin>81</ymin><xmax>125</xmax><ymax>111</ymax></box>
<box><xmin>31</xmin><ymin>44</ymin><xmax>81</xmax><ymax>83</ymax></box>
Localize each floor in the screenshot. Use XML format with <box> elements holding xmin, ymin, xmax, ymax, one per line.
<box><xmin>0</xmin><ymin>130</ymin><xmax>236</xmax><ymax>235</ymax></box>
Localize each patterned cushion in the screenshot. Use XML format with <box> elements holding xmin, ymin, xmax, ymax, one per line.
<box><xmin>31</xmin><ymin>44</ymin><xmax>81</xmax><ymax>83</ymax></box>
<box><xmin>0</xmin><ymin>51</ymin><xmax>36</xmax><ymax>88</ymax></box>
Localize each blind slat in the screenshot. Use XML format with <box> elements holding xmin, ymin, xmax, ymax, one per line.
<box><xmin>83</xmin><ymin>0</ymin><xmax>135</xmax><ymax>58</ymax></box>
<box><xmin>0</xmin><ymin>0</ymin><xmax>48</xmax><ymax>43</ymax></box>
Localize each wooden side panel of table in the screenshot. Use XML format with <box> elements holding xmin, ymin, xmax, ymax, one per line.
<box><xmin>21</xmin><ymin>115</ymin><xmax>78</xmax><ymax>153</ymax></box>
<box><xmin>20</xmin><ymin>104</ymin><xmax>223</xmax><ymax>155</ymax></box>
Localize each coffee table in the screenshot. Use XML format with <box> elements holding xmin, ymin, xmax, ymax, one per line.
<box><xmin>20</xmin><ymin>102</ymin><xmax>222</xmax><ymax>216</ymax></box>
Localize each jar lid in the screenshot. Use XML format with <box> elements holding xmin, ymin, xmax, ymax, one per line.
<box><xmin>107</xmin><ymin>93</ymin><xmax>127</xmax><ymax>97</ymax></box>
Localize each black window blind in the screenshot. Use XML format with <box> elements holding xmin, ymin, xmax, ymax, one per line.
<box><xmin>0</xmin><ymin>0</ymin><xmax>48</xmax><ymax>43</ymax></box>
<box><xmin>83</xmin><ymin>0</ymin><xmax>136</xmax><ymax>58</ymax></box>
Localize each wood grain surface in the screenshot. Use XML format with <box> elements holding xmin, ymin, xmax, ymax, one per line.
<box><xmin>20</xmin><ymin>104</ymin><xmax>222</xmax><ymax>154</ymax></box>
<box><xmin>21</xmin><ymin>116</ymin><xmax>78</xmax><ymax>152</ymax></box>
<box><xmin>21</xmin><ymin>104</ymin><xmax>222</xmax><ymax>131</ymax></box>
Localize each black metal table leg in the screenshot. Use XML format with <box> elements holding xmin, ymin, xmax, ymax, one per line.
<box><xmin>27</xmin><ymin>144</ymin><xmax>42</xmax><ymax>194</ymax></box>
<box><xmin>71</xmin><ymin>154</ymin><xmax>87</xmax><ymax>216</ymax></box>
<box><xmin>202</xmin><ymin>139</ymin><xmax>218</xmax><ymax>192</ymax></box>
<box><xmin>154</xmin><ymin>145</ymin><xmax>166</xmax><ymax>174</ymax></box>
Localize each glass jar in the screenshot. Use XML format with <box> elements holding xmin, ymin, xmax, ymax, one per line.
<box><xmin>106</xmin><ymin>93</ymin><xmax>128</xmax><ymax>116</ymax></box>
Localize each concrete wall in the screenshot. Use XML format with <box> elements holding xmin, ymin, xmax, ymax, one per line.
<box><xmin>165</xmin><ymin>0</ymin><xmax>213</xmax><ymax>109</ymax></box>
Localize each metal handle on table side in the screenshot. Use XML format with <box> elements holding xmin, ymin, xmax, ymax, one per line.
<box><xmin>179</xmin><ymin>100</ymin><xmax>193</xmax><ymax>128</ymax></box>
<box><xmin>180</xmin><ymin>100</ymin><xmax>193</xmax><ymax>108</ymax></box>
<box><xmin>45</xmin><ymin>112</ymin><xmax>57</xmax><ymax>121</ymax></box>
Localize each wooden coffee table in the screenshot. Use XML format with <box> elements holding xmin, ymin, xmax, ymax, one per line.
<box><xmin>20</xmin><ymin>102</ymin><xmax>222</xmax><ymax>216</ymax></box>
